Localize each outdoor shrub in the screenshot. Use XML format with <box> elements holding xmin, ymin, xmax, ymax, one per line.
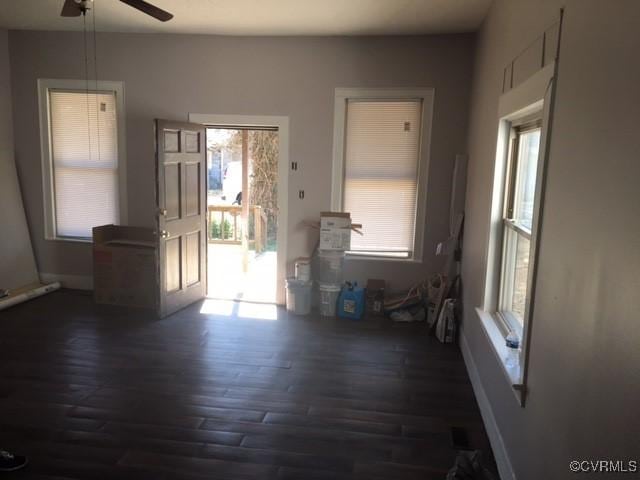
<box><xmin>210</xmin><ymin>219</ymin><xmax>220</xmax><ymax>239</ymax></box>
<box><xmin>222</xmin><ymin>219</ymin><xmax>232</xmax><ymax>239</ymax></box>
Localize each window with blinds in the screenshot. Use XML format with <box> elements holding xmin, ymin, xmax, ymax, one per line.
<box><xmin>343</xmin><ymin>100</ymin><xmax>422</xmax><ymax>257</ymax></box>
<box><xmin>48</xmin><ymin>90</ymin><xmax>119</xmax><ymax>239</ymax></box>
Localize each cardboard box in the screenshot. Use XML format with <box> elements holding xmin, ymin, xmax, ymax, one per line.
<box><xmin>320</xmin><ymin>211</ymin><xmax>351</xmax><ymax>229</ymax></box>
<box><xmin>319</xmin><ymin>227</ymin><xmax>351</xmax><ymax>251</ymax></box>
<box><xmin>93</xmin><ymin>225</ymin><xmax>157</xmax><ymax>309</ymax></box>
<box><xmin>366</xmin><ymin>279</ymin><xmax>385</xmax><ymax>317</ymax></box>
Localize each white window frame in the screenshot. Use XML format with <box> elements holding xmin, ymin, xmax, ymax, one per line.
<box><xmin>37</xmin><ymin>79</ymin><xmax>127</xmax><ymax>242</ymax></box>
<box><xmin>331</xmin><ymin>88</ymin><xmax>434</xmax><ymax>262</ymax></box>
<box><xmin>477</xmin><ymin>62</ymin><xmax>555</xmax><ymax>405</ymax></box>
<box><xmin>496</xmin><ymin>115</ymin><xmax>542</xmax><ymax>335</ymax></box>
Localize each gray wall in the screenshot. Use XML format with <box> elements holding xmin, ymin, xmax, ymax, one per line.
<box><xmin>0</xmin><ymin>28</ymin><xmax>39</xmax><ymax>289</ymax></box>
<box><xmin>462</xmin><ymin>1</ymin><xmax>640</xmax><ymax>478</ymax></box>
<box><xmin>8</xmin><ymin>31</ymin><xmax>474</xmax><ymax>290</ymax></box>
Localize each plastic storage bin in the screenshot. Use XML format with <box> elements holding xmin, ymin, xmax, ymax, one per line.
<box><xmin>319</xmin><ymin>283</ymin><xmax>342</xmax><ymax>317</ymax></box>
<box><xmin>316</xmin><ymin>250</ymin><xmax>345</xmax><ymax>284</ymax></box>
<box><xmin>285</xmin><ymin>278</ymin><xmax>312</xmax><ymax>315</ymax></box>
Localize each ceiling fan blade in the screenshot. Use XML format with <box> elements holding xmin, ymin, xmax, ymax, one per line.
<box><xmin>119</xmin><ymin>0</ymin><xmax>173</xmax><ymax>22</ymax></box>
<box><xmin>60</xmin><ymin>0</ymin><xmax>81</xmax><ymax>17</ymax></box>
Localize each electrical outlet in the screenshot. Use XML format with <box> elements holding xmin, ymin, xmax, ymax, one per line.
<box><xmin>291</xmin><ymin>161</ymin><xmax>298</xmax><ymax>171</ymax></box>
<box><xmin>298</xmin><ymin>190</ymin><xmax>305</xmax><ymax>199</ymax></box>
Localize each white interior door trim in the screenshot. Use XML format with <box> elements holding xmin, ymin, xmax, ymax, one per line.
<box><xmin>189</xmin><ymin>113</ymin><xmax>289</xmax><ymax>305</ymax></box>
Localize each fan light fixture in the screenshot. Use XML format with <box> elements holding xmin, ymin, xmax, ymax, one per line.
<box><xmin>60</xmin><ymin>0</ymin><xmax>173</xmax><ymax>21</ymax></box>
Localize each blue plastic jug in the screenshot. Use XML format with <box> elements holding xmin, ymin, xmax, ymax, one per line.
<box><xmin>337</xmin><ymin>282</ymin><xmax>365</xmax><ymax>320</ymax></box>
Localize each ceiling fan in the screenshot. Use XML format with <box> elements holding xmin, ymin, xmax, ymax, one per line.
<box><xmin>60</xmin><ymin>0</ymin><xmax>173</xmax><ymax>22</ymax></box>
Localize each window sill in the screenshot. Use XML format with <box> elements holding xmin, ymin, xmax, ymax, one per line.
<box><xmin>345</xmin><ymin>253</ymin><xmax>422</xmax><ymax>264</ymax></box>
<box><xmin>45</xmin><ymin>236</ymin><xmax>92</xmax><ymax>244</ymax></box>
<box><xmin>475</xmin><ymin>307</ymin><xmax>526</xmax><ymax>406</ymax></box>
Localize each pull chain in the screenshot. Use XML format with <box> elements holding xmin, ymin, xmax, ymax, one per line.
<box><xmin>92</xmin><ymin>1</ymin><xmax>102</xmax><ymax>168</ymax></box>
<box><xmin>83</xmin><ymin>11</ymin><xmax>92</xmax><ymax>164</ymax></box>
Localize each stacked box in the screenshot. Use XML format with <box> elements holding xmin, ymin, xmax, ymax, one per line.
<box><xmin>316</xmin><ymin>212</ymin><xmax>351</xmax><ymax>316</ymax></box>
<box><xmin>93</xmin><ymin>225</ymin><xmax>156</xmax><ymax>309</ymax></box>
<box><xmin>319</xmin><ymin>212</ymin><xmax>351</xmax><ymax>251</ymax></box>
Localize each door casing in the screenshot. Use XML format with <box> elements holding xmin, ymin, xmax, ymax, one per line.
<box><xmin>189</xmin><ymin>113</ymin><xmax>289</xmax><ymax>305</ymax></box>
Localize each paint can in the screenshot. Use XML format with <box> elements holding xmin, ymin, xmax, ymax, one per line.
<box><xmin>294</xmin><ymin>257</ymin><xmax>311</xmax><ymax>282</ymax></box>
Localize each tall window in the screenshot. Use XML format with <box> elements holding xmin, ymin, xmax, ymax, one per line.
<box><xmin>498</xmin><ymin>119</ymin><xmax>542</xmax><ymax>329</ymax></box>
<box><xmin>479</xmin><ymin>61</ymin><xmax>555</xmax><ymax>398</ymax></box>
<box><xmin>332</xmin><ymin>89</ymin><xmax>433</xmax><ymax>260</ymax></box>
<box><xmin>39</xmin><ymin>80</ymin><xmax>126</xmax><ymax>240</ymax></box>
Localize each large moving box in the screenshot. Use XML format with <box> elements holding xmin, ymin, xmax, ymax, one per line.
<box><xmin>93</xmin><ymin>225</ymin><xmax>157</xmax><ymax>309</ymax></box>
<box><xmin>320</xmin><ymin>212</ymin><xmax>351</xmax><ymax>229</ymax></box>
<box><xmin>319</xmin><ymin>212</ymin><xmax>352</xmax><ymax>251</ymax></box>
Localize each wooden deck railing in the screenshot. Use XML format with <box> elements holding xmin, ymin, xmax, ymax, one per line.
<box><xmin>207</xmin><ymin>205</ymin><xmax>268</xmax><ymax>253</ymax></box>
<box><xmin>207</xmin><ymin>205</ymin><xmax>242</xmax><ymax>244</ymax></box>
<box><xmin>253</xmin><ymin>205</ymin><xmax>268</xmax><ymax>254</ymax></box>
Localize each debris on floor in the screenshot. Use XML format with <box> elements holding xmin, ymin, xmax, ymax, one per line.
<box><xmin>365</xmin><ymin>278</ymin><xmax>385</xmax><ymax>317</ymax></box>
<box><xmin>435</xmin><ymin>297</ymin><xmax>457</xmax><ymax>343</ymax></box>
<box><xmin>389</xmin><ymin>307</ymin><xmax>425</xmax><ymax>323</ymax></box>
<box><xmin>381</xmin><ymin>280</ymin><xmax>426</xmax><ymax>323</ymax></box>
<box><xmin>446</xmin><ymin>450</ymin><xmax>497</xmax><ymax>480</ymax></box>
<box><xmin>426</xmin><ymin>273</ymin><xmax>448</xmax><ymax>328</ymax></box>
<box><xmin>384</xmin><ymin>282</ymin><xmax>425</xmax><ymax>313</ymax></box>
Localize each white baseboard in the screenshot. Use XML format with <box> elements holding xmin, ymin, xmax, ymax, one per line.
<box><xmin>460</xmin><ymin>328</ymin><xmax>516</xmax><ymax>480</ymax></box>
<box><xmin>39</xmin><ymin>272</ymin><xmax>93</xmax><ymax>290</ymax></box>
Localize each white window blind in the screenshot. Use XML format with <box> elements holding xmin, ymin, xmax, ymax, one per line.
<box><xmin>49</xmin><ymin>90</ymin><xmax>119</xmax><ymax>238</ymax></box>
<box><xmin>343</xmin><ymin>100</ymin><xmax>422</xmax><ymax>256</ymax></box>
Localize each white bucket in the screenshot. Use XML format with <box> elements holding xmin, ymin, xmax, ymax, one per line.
<box><xmin>294</xmin><ymin>258</ymin><xmax>311</xmax><ymax>282</ymax></box>
<box><xmin>316</xmin><ymin>250</ymin><xmax>345</xmax><ymax>284</ymax></box>
<box><xmin>285</xmin><ymin>278</ymin><xmax>312</xmax><ymax>315</ymax></box>
<box><xmin>319</xmin><ymin>283</ymin><xmax>342</xmax><ymax>317</ymax></box>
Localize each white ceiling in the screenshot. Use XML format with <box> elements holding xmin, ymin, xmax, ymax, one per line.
<box><xmin>0</xmin><ymin>0</ymin><xmax>491</xmax><ymax>36</ymax></box>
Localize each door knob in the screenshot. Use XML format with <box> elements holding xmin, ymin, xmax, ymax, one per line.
<box><xmin>159</xmin><ymin>230</ymin><xmax>170</xmax><ymax>239</ymax></box>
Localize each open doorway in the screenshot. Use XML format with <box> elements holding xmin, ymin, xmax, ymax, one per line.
<box><xmin>205</xmin><ymin>126</ymin><xmax>279</xmax><ymax>303</ymax></box>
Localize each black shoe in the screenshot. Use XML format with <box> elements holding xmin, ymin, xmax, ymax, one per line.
<box><xmin>0</xmin><ymin>450</ymin><xmax>28</xmax><ymax>472</ymax></box>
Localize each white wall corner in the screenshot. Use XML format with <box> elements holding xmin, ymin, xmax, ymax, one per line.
<box><xmin>40</xmin><ymin>272</ymin><xmax>93</xmax><ymax>290</ymax></box>
<box><xmin>460</xmin><ymin>327</ymin><xmax>516</xmax><ymax>480</ymax></box>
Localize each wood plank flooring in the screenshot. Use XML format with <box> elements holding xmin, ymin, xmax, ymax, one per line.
<box><xmin>0</xmin><ymin>290</ymin><xmax>493</xmax><ymax>479</ymax></box>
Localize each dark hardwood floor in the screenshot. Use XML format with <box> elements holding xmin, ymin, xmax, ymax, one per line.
<box><xmin>0</xmin><ymin>289</ymin><xmax>493</xmax><ymax>479</ymax></box>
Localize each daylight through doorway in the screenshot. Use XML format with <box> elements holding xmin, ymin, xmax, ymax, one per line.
<box><xmin>206</xmin><ymin>127</ymin><xmax>278</xmax><ymax>303</ymax></box>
